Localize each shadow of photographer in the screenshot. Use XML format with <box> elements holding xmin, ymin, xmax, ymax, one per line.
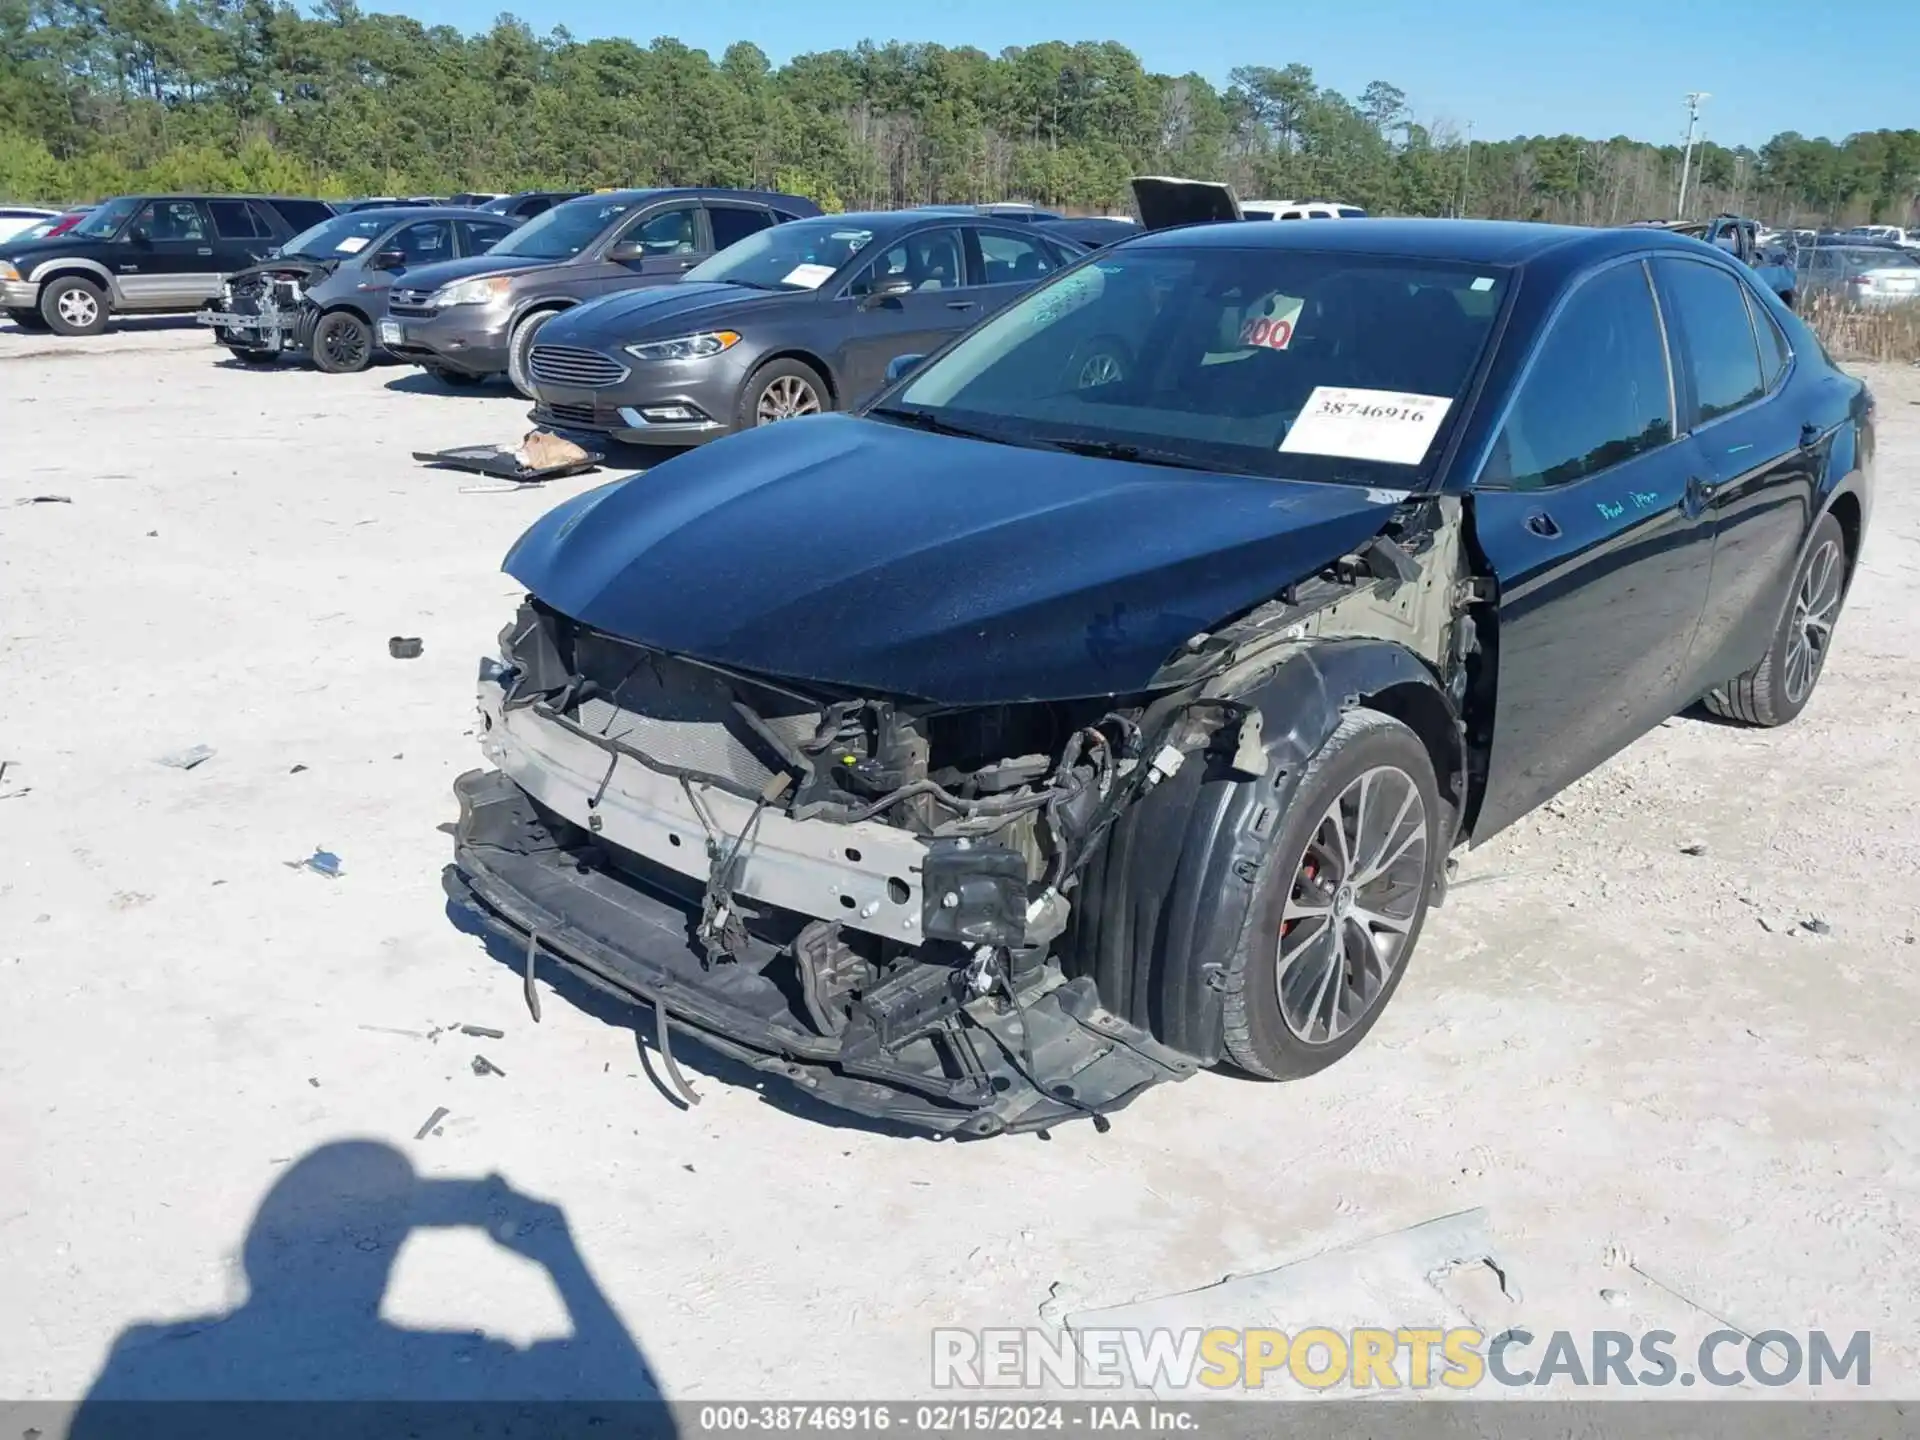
<box><xmin>68</xmin><ymin>1140</ymin><xmax>673</xmax><ymax>1436</ymax></box>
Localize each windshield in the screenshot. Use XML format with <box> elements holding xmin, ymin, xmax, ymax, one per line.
<box><xmin>279</xmin><ymin>212</ymin><xmax>400</xmax><ymax>260</ymax></box>
<box><xmin>72</xmin><ymin>197</ymin><xmax>141</xmax><ymax>239</ymax></box>
<box><xmin>493</xmin><ymin>197</ymin><xmax>634</xmax><ymax>260</ymax></box>
<box><xmin>885</xmin><ymin>247</ymin><xmax>1508</xmax><ymax>484</ymax></box>
<box><xmin>685</xmin><ymin>218</ymin><xmax>878</xmax><ymax>290</ymax></box>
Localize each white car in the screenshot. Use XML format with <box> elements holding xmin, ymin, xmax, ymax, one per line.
<box><xmin>1240</xmin><ymin>199</ymin><xmax>1369</xmax><ymax>221</ymax></box>
<box><xmin>0</xmin><ymin>206</ymin><xmax>59</xmax><ymax>244</ymax></box>
<box><xmin>1845</xmin><ymin>225</ymin><xmax>1920</xmax><ymax>250</ymax></box>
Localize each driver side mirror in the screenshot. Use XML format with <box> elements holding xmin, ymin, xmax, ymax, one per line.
<box><xmin>885</xmin><ymin>352</ymin><xmax>926</xmax><ymax>384</ymax></box>
<box><xmin>367</xmin><ymin>249</ymin><xmax>406</xmax><ymax>271</ymax></box>
<box><xmin>859</xmin><ymin>277</ymin><xmax>914</xmax><ymax>310</ymax></box>
<box><xmin>607</xmin><ymin>239</ymin><xmax>647</xmax><ymax>263</ymax></box>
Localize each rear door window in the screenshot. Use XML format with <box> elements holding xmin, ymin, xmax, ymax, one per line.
<box><xmin>1747</xmin><ymin>292</ymin><xmax>1791</xmax><ymax>390</ymax></box>
<box><xmin>1654</xmin><ymin>258</ymin><xmax>1764</xmax><ymax>425</ymax></box>
<box><xmin>708</xmin><ymin>205</ymin><xmax>775</xmax><ymax>251</ymax></box>
<box><xmin>971</xmin><ymin>228</ymin><xmax>1057</xmax><ymax>286</ymax></box>
<box><xmin>458</xmin><ymin>219</ymin><xmax>516</xmax><ymax>255</ymax></box>
<box><xmin>1481</xmin><ymin>260</ymin><xmax>1674</xmax><ymax>491</ymax></box>
<box><xmin>208</xmin><ymin>200</ymin><xmax>266</xmax><ymax>239</ymax></box>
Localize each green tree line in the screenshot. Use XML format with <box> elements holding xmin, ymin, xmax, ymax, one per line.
<box><xmin>3</xmin><ymin>0</ymin><xmax>1917</xmax><ymax>227</ymax></box>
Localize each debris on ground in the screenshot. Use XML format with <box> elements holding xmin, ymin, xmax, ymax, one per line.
<box><xmin>414</xmin><ymin>1106</ymin><xmax>450</xmax><ymax>1140</ymax></box>
<box><xmin>412</xmin><ymin>431</ymin><xmax>603</xmax><ymax>484</ymax></box>
<box><xmin>1802</xmin><ymin>917</ymin><xmax>1833</xmax><ymax>937</ymax></box>
<box><xmin>307</xmin><ymin>1077</ymin><xmax>320</xmax><ymax>1088</ymax></box>
<box><xmin>155</xmin><ymin>744</ymin><xmax>216</xmax><ymax>770</ymax></box>
<box><xmin>286</xmin><ymin>848</ymin><xmax>344</xmax><ymax>879</ymax></box>
<box><xmin>387</xmin><ymin>636</ymin><xmax>423</xmax><ymax>659</ymax></box>
<box><xmin>459</xmin><ymin>1024</ymin><xmax>505</xmax><ymax>1039</ymax></box>
<box><xmin>1678</xmin><ymin>842</ymin><xmax>1707</xmax><ymax>856</ymax></box>
<box><xmin>15</xmin><ymin>494</ymin><xmax>72</xmax><ymax>505</ymax></box>
<box><xmin>470</xmin><ymin>1054</ymin><xmax>506</xmax><ymax>1078</ymax></box>
<box><xmin>289</xmin><ymin>764</ymin><xmax>308</xmax><ymax>774</ymax></box>
<box><xmin>1601</xmin><ymin>1286</ymin><xmax>1629</xmax><ymax>1308</ymax></box>
<box><xmin>513</xmin><ymin>429</ymin><xmax>591</xmax><ymax>471</ymax></box>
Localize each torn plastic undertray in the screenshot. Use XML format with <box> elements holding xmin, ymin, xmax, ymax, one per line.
<box><xmin>413</xmin><ymin>444</ymin><xmax>604</xmax><ymax>483</ymax></box>
<box><xmin>443</xmin><ymin>768</ymin><xmax>1199</xmax><ymax>1135</ymax></box>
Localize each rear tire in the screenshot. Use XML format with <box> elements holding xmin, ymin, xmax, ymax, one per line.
<box><xmin>311</xmin><ymin>311</ymin><xmax>373</xmax><ymax>373</ymax></box>
<box><xmin>8</xmin><ymin>307</ymin><xmax>50</xmax><ymax>331</ymax></box>
<box><xmin>737</xmin><ymin>357</ymin><xmax>830</xmax><ymax>430</ymax></box>
<box><xmin>1219</xmin><ymin>710</ymin><xmax>1442</xmax><ymax>1081</ymax></box>
<box><xmin>1703</xmin><ymin>511</ymin><xmax>1846</xmax><ymax>727</ymax></box>
<box><xmin>40</xmin><ymin>276</ymin><xmax>108</xmax><ymax>336</ymax></box>
<box><xmin>506</xmin><ymin>309</ymin><xmax>560</xmax><ymax>399</ymax></box>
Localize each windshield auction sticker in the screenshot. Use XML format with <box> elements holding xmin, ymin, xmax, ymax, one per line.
<box><xmin>1279</xmin><ymin>386</ymin><xmax>1454</xmax><ymax>466</ymax></box>
<box><xmin>781</xmin><ymin>263</ymin><xmax>837</xmax><ymax>289</ymax></box>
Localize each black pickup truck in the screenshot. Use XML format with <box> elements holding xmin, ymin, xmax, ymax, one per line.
<box><xmin>0</xmin><ymin>193</ymin><xmax>333</xmax><ymax>335</ymax></box>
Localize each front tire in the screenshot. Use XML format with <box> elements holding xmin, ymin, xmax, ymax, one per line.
<box><xmin>40</xmin><ymin>276</ymin><xmax>108</xmax><ymax>336</ymax></box>
<box><xmin>1704</xmin><ymin>511</ymin><xmax>1846</xmax><ymax>726</ymax></box>
<box><xmin>738</xmin><ymin>357</ymin><xmax>829</xmax><ymax>429</ymax></box>
<box><xmin>1220</xmin><ymin>710</ymin><xmax>1442</xmax><ymax>1080</ymax></box>
<box><xmin>311</xmin><ymin>311</ymin><xmax>373</xmax><ymax>373</ymax></box>
<box><xmin>506</xmin><ymin>310</ymin><xmax>560</xmax><ymax>399</ymax></box>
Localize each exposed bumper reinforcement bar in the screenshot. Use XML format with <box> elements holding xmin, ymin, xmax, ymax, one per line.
<box><xmin>444</xmin><ymin>768</ymin><xmax>1199</xmax><ymax>1135</ymax></box>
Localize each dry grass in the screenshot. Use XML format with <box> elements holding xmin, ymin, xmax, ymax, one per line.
<box><xmin>1799</xmin><ymin>291</ymin><xmax>1920</xmax><ymax>363</ymax></box>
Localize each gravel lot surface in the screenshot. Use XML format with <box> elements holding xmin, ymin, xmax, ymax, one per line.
<box><xmin>2</xmin><ymin>319</ymin><xmax>1916</xmax><ymax>1407</ymax></box>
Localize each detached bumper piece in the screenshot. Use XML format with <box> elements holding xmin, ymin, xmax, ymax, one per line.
<box><xmin>412</xmin><ymin>443</ymin><xmax>604</xmax><ymax>484</ymax></box>
<box><xmin>444</xmin><ymin>769</ymin><xmax>1198</xmax><ymax>1135</ymax></box>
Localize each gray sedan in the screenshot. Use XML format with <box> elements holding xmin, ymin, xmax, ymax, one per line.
<box><xmin>522</xmin><ymin>210</ymin><xmax>1084</xmax><ymax>445</ymax></box>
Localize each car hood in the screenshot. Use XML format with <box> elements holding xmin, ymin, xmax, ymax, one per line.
<box><xmin>551</xmin><ymin>281</ymin><xmax>796</xmax><ymax>342</ymax></box>
<box><xmin>1</xmin><ymin>234</ymin><xmax>97</xmax><ymax>265</ymax></box>
<box><xmin>503</xmin><ymin>414</ymin><xmax>1402</xmax><ymax>705</ymax></box>
<box><xmin>390</xmin><ymin>253</ymin><xmax>554</xmax><ymax>291</ymax></box>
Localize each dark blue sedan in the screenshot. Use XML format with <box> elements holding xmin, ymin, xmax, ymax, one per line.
<box><xmin>448</xmin><ymin>216</ymin><xmax>1874</xmax><ymax>1135</ymax></box>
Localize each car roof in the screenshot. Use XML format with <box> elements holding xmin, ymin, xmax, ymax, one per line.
<box><xmin>1126</xmin><ymin>216</ymin><xmax>1708</xmax><ymax>271</ymax></box>
<box><xmin>345</xmin><ymin>206</ymin><xmax>514</xmax><ymax>222</ymax></box>
<box><xmin>555</xmin><ymin>187</ymin><xmax>814</xmax><ymax>207</ymax></box>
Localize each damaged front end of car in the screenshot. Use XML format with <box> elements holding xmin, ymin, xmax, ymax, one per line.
<box><xmin>198</xmin><ymin>260</ymin><xmax>330</xmax><ymax>356</ymax></box>
<box><xmin>444</xmin><ymin>476</ymin><xmax>1479</xmax><ymax>1136</ymax></box>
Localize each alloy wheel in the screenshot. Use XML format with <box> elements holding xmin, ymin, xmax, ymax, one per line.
<box><xmin>1275</xmin><ymin>764</ymin><xmax>1428</xmax><ymax>1044</ymax></box>
<box><xmin>756</xmin><ymin>375</ymin><xmax>821</xmax><ymax>424</ymax></box>
<box><xmin>57</xmin><ymin>289</ymin><xmax>98</xmax><ymax>329</ymax></box>
<box><xmin>1784</xmin><ymin>537</ymin><xmax>1843</xmax><ymax>704</ymax></box>
<box><xmin>322</xmin><ymin>320</ymin><xmax>367</xmax><ymax>370</ymax></box>
<box><xmin>1076</xmin><ymin>351</ymin><xmax>1123</xmax><ymax>387</ymax></box>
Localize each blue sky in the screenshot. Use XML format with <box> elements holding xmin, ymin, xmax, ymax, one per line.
<box><xmin>389</xmin><ymin>0</ymin><xmax>1912</xmax><ymax>149</ymax></box>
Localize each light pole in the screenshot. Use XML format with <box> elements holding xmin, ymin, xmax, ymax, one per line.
<box><xmin>1457</xmin><ymin>120</ymin><xmax>1474</xmax><ymax>217</ymax></box>
<box><xmin>1676</xmin><ymin>91</ymin><xmax>1709</xmax><ymax>218</ymax></box>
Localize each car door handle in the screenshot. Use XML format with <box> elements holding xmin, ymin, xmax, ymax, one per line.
<box><xmin>1524</xmin><ymin>510</ymin><xmax>1561</xmax><ymax>539</ymax></box>
<box><xmin>197</xmin><ymin>247</ymin><xmax>213</xmax><ymax>255</ymax></box>
<box><xmin>945</xmin><ymin>300</ymin><xmax>976</xmax><ymax>311</ymax></box>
